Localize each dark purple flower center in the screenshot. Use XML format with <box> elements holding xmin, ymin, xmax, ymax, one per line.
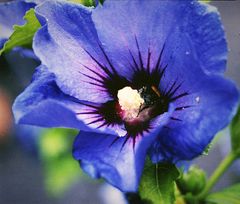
<box><xmin>77</xmin><ymin>38</ymin><xmax>190</xmax><ymax>146</ymax></box>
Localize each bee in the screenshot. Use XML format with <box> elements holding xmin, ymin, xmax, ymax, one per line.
<box><xmin>138</xmin><ymin>85</ymin><xmax>160</xmax><ymax>105</ymax></box>
<box><xmin>137</xmin><ymin>85</ymin><xmax>161</xmax><ymax>116</ymax></box>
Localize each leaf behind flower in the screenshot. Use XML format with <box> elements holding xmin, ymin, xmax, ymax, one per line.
<box><xmin>0</xmin><ymin>8</ymin><xmax>40</xmax><ymax>55</ymax></box>
<box><xmin>139</xmin><ymin>158</ymin><xmax>180</xmax><ymax>204</ymax></box>
<box><xmin>206</xmin><ymin>183</ymin><xmax>240</xmax><ymax>204</ymax></box>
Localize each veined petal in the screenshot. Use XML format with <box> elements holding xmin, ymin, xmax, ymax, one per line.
<box><xmin>34</xmin><ymin>0</ymin><xmax>117</xmax><ymax>103</ymax></box>
<box><xmin>147</xmin><ymin>31</ymin><xmax>239</xmax><ymax>162</ymax></box>
<box><xmin>13</xmin><ymin>65</ymin><xmax>123</xmax><ymax>136</ymax></box>
<box><xmin>33</xmin><ymin>24</ymin><xmax>111</xmax><ymax>103</ymax></box>
<box><xmin>73</xmin><ymin>110</ymin><xmax>173</xmax><ymax>192</ymax></box>
<box><xmin>150</xmin><ymin>75</ymin><xmax>239</xmax><ymax>162</ymax></box>
<box><xmin>92</xmin><ymin>0</ymin><xmax>227</xmax><ymax>75</ymax></box>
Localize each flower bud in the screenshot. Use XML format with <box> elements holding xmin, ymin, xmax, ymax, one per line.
<box><xmin>177</xmin><ymin>166</ymin><xmax>206</xmax><ymax>195</ymax></box>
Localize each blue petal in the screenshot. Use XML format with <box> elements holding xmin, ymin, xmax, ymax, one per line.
<box><xmin>13</xmin><ymin>65</ymin><xmax>85</xmax><ymax>129</ymax></box>
<box><xmin>140</xmin><ymin>25</ymin><xmax>239</xmax><ymax>162</ymax></box>
<box><xmin>73</xmin><ymin>110</ymin><xmax>173</xmax><ymax>192</ymax></box>
<box><xmin>13</xmin><ymin>65</ymin><xmax>126</xmax><ymax>136</ymax></box>
<box><xmin>0</xmin><ymin>1</ymin><xmax>35</xmax><ymax>39</ymax></box>
<box><xmin>92</xmin><ymin>0</ymin><xmax>227</xmax><ymax>75</ymax></box>
<box><xmin>33</xmin><ymin>1</ymin><xmax>112</xmax><ymax>103</ymax></box>
<box><xmin>183</xmin><ymin>1</ymin><xmax>227</xmax><ymax>74</ymax></box>
<box><xmin>24</xmin><ymin>0</ymin><xmax>46</xmax><ymax>4</ymax></box>
<box><xmin>149</xmin><ymin>75</ymin><xmax>239</xmax><ymax>163</ymax></box>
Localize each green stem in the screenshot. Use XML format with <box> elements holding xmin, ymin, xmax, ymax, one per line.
<box><xmin>196</xmin><ymin>152</ymin><xmax>237</xmax><ymax>201</ymax></box>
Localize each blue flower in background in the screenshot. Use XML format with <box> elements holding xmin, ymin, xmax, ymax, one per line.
<box><xmin>13</xmin><ymin>0</ymin><xmax>239</xmax><ymax>192</ymax></box>
<box><xmin>0</xmin><ymin>0</ymin><xmax>41</xmax><ymax>60</ymax></box>
<box><xmin>0</xmin><ymin>0</ymin><xmax>35</xmax><ymax>49</ymax></box>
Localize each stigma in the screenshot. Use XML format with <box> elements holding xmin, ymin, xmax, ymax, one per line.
<box><xmin>117</xmin><ymin>86</ymin><xmax>144</xmax><ymax>120</ymax></box>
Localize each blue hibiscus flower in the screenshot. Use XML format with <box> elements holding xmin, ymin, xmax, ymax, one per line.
<box><xmin>12</xmin><ymin>0</ymin><xmax>239</xmax><ymax>192</ymax></box>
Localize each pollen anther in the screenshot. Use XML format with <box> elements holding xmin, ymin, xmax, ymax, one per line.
<box><xmin>117</xmin><ymin>86</ymin><xmax>144</xmax><ymax>120</ymax></box>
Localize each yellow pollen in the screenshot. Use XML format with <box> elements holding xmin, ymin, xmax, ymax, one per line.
<box><xmin>117</xmin><ymin>86</ymin><xmax>144</xmax><ymax>120</ymax></box>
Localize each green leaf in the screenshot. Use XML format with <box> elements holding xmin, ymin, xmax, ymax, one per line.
<box><xmin>139</xmin><ymin>159</ymin><xmax>180</xmax><ymax>204</ymax></box>
<box><xmin>68</xmin><ymin>0</ymin><xmax>105</xmax><ymax>6</ymax></box>
<box><xmin>68</xmin><ymin>0</ymin><xmax>95</xmax><ymax>6</ymax></box>
<box><xmin>230</xmin><ymin>105</ymin><xmax>240</xmax><ymax>155</ymax></box>
<box><xmin>206</xmin><ymin>184</ymin><xmax>240</xmax><ymax>204</ymax></box>
<box><xmin>0</xmin><ymin>8</ymin><xmax>41</xmax><ymax>55</ymax></box>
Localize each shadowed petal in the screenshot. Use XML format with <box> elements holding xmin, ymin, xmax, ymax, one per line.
<box><xmin>73</xmin><ymin>110</ymin><xmax>173</xmax><ymax>192</ymax></box>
